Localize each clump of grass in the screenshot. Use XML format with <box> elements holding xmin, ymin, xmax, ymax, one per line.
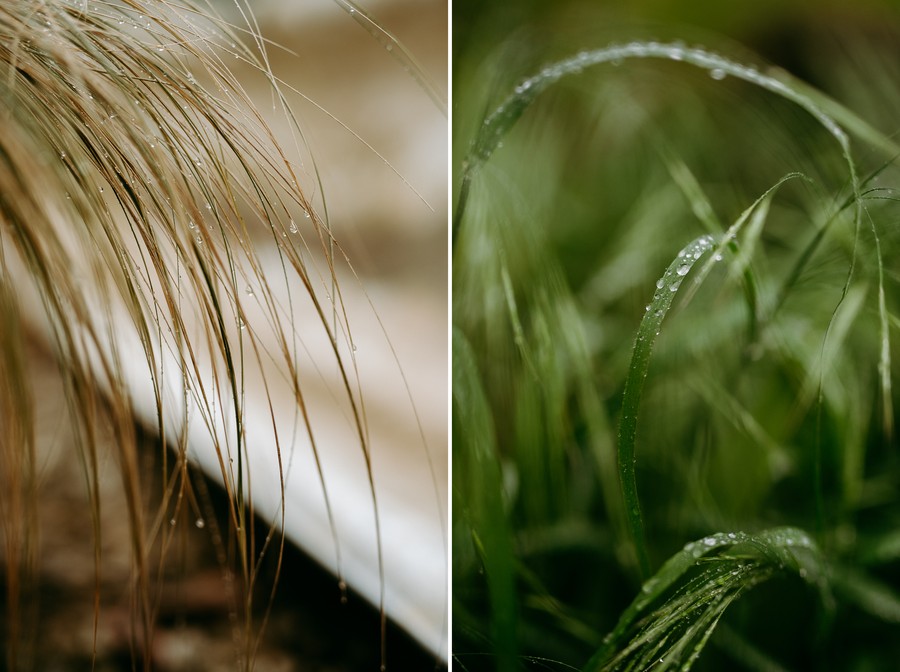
<box><xmin>0</xmin><ymin>1</ymin><xmax>442</xmax><ymax>669</ymax></box>
<box><xmin>453</xmin><ymin>15</ymin><xmax>900</xmax><ymax>672</ymax></box>
<box><xmin>586</xmin><ymin>527</ymin><xmax>830</xmax><ymax>671</ymax></box>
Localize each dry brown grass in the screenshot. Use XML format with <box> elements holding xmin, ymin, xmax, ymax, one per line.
<box><xmin>0</xmin><ymin>1</ymin><xmax>446</xmax><ymax>669</ymax></box>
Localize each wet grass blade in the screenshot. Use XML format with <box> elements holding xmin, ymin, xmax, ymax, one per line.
<box><xmin>617</xmin><ymin>234</ymin><xmax>716</xmax><ymax>579</ymax></box>
<box><xmin>584</xmin><ymin>527</ymin><xmax>829</xmax><ymax>672</ymax></box>
<box><xmin>455</xmin><ymin>41</ymin><xmax>862</xmax><ymax>242</ymax></box>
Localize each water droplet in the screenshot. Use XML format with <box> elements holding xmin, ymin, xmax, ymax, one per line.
<box><xmin>710</xmin><ymin>68</ymin><xmax>726</xmax><ymax>81</ymax></box>
<box><xmin>799</xmin><ymin>567</ymin><xmax>808</xmax><ymax>579</ymax></box>
<box><xmin>169</xmin><ymin>518</ymin><xmax>176</xmax><ymax>526</ymax></box>
<box><xmin>338</xmin><ymin>579</ymin><xmax>348</xmax><ymax>604</ymax></box>
<box><xmin>703</xmin><ymin>537</ymin><xmax>717</xmax><ymax>546</ymax></box>
<box><xmin>656</xmin><ymin>278</ymin><xmax>665</xmax><ymax>289</ymax></box>
<box><xmin>98</xmin><ymin>186</ymin><xmax>104</xmax><ymax>193</ymax></box>
<box><xmin>669</xmin><ymin>280</ymin><xmax>682</xmax><ymax>292</ymax></box>
<box><xmin>289</xmin><ymin>219</ymin><xmax>298</xmax><ymax>234</ymax></box>
<box><xmin>195</xmin><ymin>518</ymin><xmax>205</xmax><ymax>529</ymax></box>
<box><xmin>676</xmin><ymin>264</ymin><xmax>690</xmax><ymax>276</ymax></box>
<box><xmin>239</xmin><ymin>319</ymin><xmax>246</xmax><ymax>331</ymax></box>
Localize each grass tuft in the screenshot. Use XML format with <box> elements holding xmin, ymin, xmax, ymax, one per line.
<box><xmin>585</xmin><ymin>527</ymin><xmax>829</xmax><ymax>671</ymax></box>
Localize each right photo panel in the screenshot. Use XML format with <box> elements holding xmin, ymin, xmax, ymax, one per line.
<box><xmin>452</xmin><ymin>1</ymin><xmax>900</xmax><ymax>670</ymax></box>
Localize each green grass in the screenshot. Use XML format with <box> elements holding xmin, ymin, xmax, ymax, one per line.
<box><xmin>453</xmin><ymin>6</ymin><xmax>900</xmax><ymax>670</ymax></box>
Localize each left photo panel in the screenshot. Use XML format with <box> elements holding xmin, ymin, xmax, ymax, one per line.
<box><xmin>0</xmin><ymin>0</ymin><xmax>447</xmax><ymax>669</ymax></box>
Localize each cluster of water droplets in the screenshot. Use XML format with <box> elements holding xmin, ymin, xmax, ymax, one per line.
<box><xmin>642</xmin><ymin>234</ymin><xmax>716</xmax><ymax>319</ymax></box>
<box><xmin>679</xmin><ymin>531</ymin><xmax>748</xmax><ymax>560</ymax></box>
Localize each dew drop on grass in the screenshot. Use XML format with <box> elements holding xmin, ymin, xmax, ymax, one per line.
<box><xmin>245</xmin><ymin>285</ymin><xmax>254</xmax><ymax>296</ymax></box>
<box><xmin>656</xmin><ymin>278</ymin><xmax>665</xmax><ymax>289</ymax></box>
<box><xmin>669</xmin><ymin>280</ymin><xmax>681</xmax><ymax>292</ymax></box>
<box><xmin>338</xmin><ymin>579</ymin><xmax>348</xmax><ymax>604</ymax></box>
<box><xmin>169</xmin><ymin>518</ymin><xmax>176</xmax><ymax>526</ymax></box>
<box><xmin>289</xmin><ymin>219</ymin><xmax>298</xmax><ymax>234</ymax></box>
<box><xmin>676</xmin><ymin>264</ymin><xmax>690</xmax><ymax>276</ymax></box>
<box><xmin>710</xmin><ymin>68</ymin><xmax>726</xmax><ymax>80</ymax></box>
<box><xmin>195</xmin><ymin>518</ymin><xmax>205</xmax><ymax>529</ymax></box>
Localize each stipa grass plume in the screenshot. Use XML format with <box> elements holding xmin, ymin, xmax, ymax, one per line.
<box><xmin>0</xmin><ymin>0</ymin><xmax>413</xmax><ymax>669</ymax></box>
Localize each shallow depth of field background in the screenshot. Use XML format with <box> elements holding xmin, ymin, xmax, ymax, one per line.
<box><xmin>453</xmin><ymin>1</ymin><xmax>900</xmax><ymax>670</ymax></box>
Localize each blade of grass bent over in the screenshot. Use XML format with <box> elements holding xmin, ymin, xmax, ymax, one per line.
<box><xmin>455</xmin><ymin>41</ymin><xmax>862</xmax><ymax>245</ymax></box>
<box><xmin>584</xmin><ymin>527</ymin><xmax>829</xmax><ymax>672</ymax></box>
